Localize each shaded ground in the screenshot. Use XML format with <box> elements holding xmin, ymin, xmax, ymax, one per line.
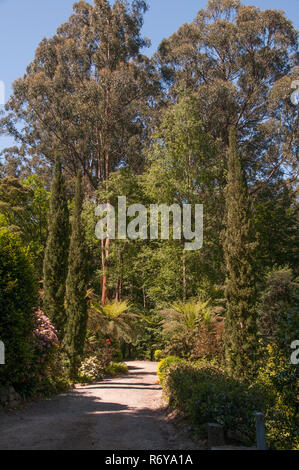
<box><xmin>0</xmin><ymin>361</ymin><xmax>200</xmax><ymax>450</ymax></box>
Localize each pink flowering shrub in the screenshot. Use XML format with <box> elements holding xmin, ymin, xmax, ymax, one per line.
<box><xmin>24</xmin><ymin>310</ymin><xmax>64</xmax><ymax>394</ymax></box>
<box><xmin>33</xmin><ymin>309</ymin><xmax>60</xmax><ymax>351</ymax></box>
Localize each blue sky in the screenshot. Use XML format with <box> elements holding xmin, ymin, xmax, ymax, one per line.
<box><xmin>0</xmin><ymin>0</ymin><xmax>298</xmax><ymax>151</ymax></box>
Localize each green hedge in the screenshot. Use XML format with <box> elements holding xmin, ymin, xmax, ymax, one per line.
<box><xmin>154</xmin><ymin>350</ymin><xmax>164</xmax><ymax>362</ymax></box>
<box><xmin>157</xmin><ymin>356</ymin><xmax>185</xmax><ymax>385</ymax></box>
<box><xmin>163</xmin><ymin>361</ymin><xmax>264</xmax><ymax>445</ymax></box>
<box><xmin>256</xmin><ymin>345</ymin><xmax>299</xmax><ymax>450</ymax></box>
<box><xmin>0</xmin><ymin>230</ymin><xmax>38</xmax><ymax>389</ymax></box>
<box><xmin>160</xmin><ymin>355</ymin><xmax>299</xmax><ymax>449</ymax></box>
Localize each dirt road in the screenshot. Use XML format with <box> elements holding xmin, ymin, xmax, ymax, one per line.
<box><xmin>0</xmin><ymin>361</ymin><xmax>199</xmax><ymax>450</ymax></box>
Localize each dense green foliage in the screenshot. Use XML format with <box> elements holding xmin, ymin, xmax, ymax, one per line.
<box><xmin>253</xmin><ymin>185</ymin><xmax>298</xmax><ymax>275</ymax></box>
<box><xmin>0</xmin><ymin>175</ymin><xmax>50</xmax><ymax>276</ymax></box>
<box><xmin>160</xmin><ymin>299</ymin><xmax>224</xmax><ymax>360</ymax></box>
<box><xmin>159</xmin><ymin>356</ymin><xmax>298</xmax><ymax>449</ymax></box>
<box><xmin>28</xmin><ymin>310</ymin><xmax>71</xmax><ymax>397</ymax></box>
<box><xmin>43</xmin><ymin>157</ymin><xmax>70</xmax><ymax>339</ymax></box>
<box><xmin>159</xmin><ymin>359</ymin><xmax>264</xmax><ymax>445</ymax></box>
<box><xmin>256</xmin><ymin>345</ymin><xmax>299</xmax><ymax>450</ymax></box>
<box><xmin>156</xmin><ymin>0</ymin><xmax>298</xmax><ymax>181</ymax></box>
<box><xmin>103</xmin><ymin>362</ymin><xmax>129</xmax><ymax>377</ymax></box>
<box><xmin>224</xmin><ymin>128</ymin><xmax>257</xmax><ymax>379</ymax></box>
<box><xmin>88</xmin><ymin>298</ymin><xmax>140</xmax><ymax>346</ymax></box>
<box><xmin>64</xmin><ymin>172</ymin><xmax>89</xmax><ymax>379</ymax></box>
<box><xmin>157</xmin><ymin>356</ymin><xmax>184</xmax><ymax>386</ymax></box>
<box><xmin>154</xmin><ymin>350</ymin><xmax>164</xmax><ymax>362</ymax></box>
<box><xmin>258</xmin><ymin>268</ymin><xmax>299</xmax><ymax>354</ymax></box>
<box><xmin>79</xmin><ymin>356</ymin><xmax>128</xmax><ymax>383</ymax></box>
<box><xmin>0</xmin><ymin>0</ymin><xmax>298</xmax><ymax>449</ymax></box>
<box><xmin>0</xmin><ymin>230</ymin><xmax>71</xmax><ymax>395</ymax></box>
<box><xmin>0</xmin><ymin>230</ymin><xmax>37</xmax><ymax>388</ymax></box>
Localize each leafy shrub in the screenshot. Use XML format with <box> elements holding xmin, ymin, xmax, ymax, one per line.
<box><xmin>79</xmin><ymin>356</ymin><xmax>104</xmax><ymax>382</ymax></box>
<box><xmin>0</xmin><ymin>230</ymin><xmax>38</xmax><ymax>389</ymax></box>
<box><xmin>16</xmin><ymin>310</ymin><xmax>70</xmax><ymax>397</ymax></box>
<box><xmin>161</xmin><ymin>300</ymin><xmax>224</xmax><ymax>359</ymax></box>
<box><xmin>258</xmin><ymin>268</ymin><xmax>299</xmax><ymax>354</ymax></box>
<box><xmin>154</xmin><ymin>350</ymin><xmax>164</xmax><ymax>362</ymax></box>
<box><xmin>25</xmin><ymin>310</ymin><xmax>62</xmax><ymax>394</ymax></box>
<box><xmin>79</xmin><ymin>337</ymin><xmax>115</xmax><ymax>382</ymax></box>
<box><xmin>103</xmin><ymin>362</ymin><xmax>128</xmax><ymax>376</ymax></box>
<box><xmin>157</xmin><ymin>356</ymin><xmax>185</xmax><ymax>385</ymax></box>
<box><xmin>0</xmin><ymin>233</ymin><xmax>69</xmax><ymax>397</ymax></box>
<box><xmin>160</xmin><ymin>349</ymin><xmax>298</xmax><ymax>449</ymax></box>
<box><xmin>32</xmin><ymin>375</ymin><xmax>71</xmax><ymax>397</ymax></box>
<box><xmin>256</xmin><ymin>345</ymin><xmax>299</xmax><ymax>450</ymax></box>
<box><xmin>78</xmin><ymin>357</ymin><xmax>128</xmax><ymax>383</ymax></box>
<box><xmin>161</xmin><ymin>300</ymin><xmax>211</xmax><ymax>336</ymax></box>
<box><xmin>164</xmin><ymin>330</ymin><xmax>196</xmax><ymax>358</ymax></box>
<box><xmin>191</xmin><ymin>316</ymin><xmax>224</xmax><ymax>361</ymax></box>
<box><xmin>163</xmin><ymin>362</ymin><xmax>265</xmax><ymax>445</ymax></box>
<box><xmin>84</xmin><ymin>335</ymin><xmax>114</xmax><ymax>368</ymax></box>
<box><xmin>112</xmin><ymin>349</ymin><xmax>123</xmax><ymax>362</ymax></box>
<box><xmin>88</xmin><ymin>296</ymin><xmax>141</xmax><ymax>346</ymax></box>
<box><xmin>255</xmin><ymin>268</ymin><xmax>299</xmax><ymax>449</ymax></box>
<box><xmin>161</xmin><ymin>300</ymin><xmax>210</xmax><ymax>358</ymax></box>
<box><xmin>34</xmin><ymin>309</ymin><xmax>59</xmax><ymax>339</ymax></box>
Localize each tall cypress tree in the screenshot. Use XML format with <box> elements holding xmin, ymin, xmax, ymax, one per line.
<box><xmin>43</xmin><ymin>157</ymin><xmax>69</xmax><ymax>339</ymax></box>
<box><xmin>224</xmin><ymin>128</ymin><xmax>257</xmax><ymax>379</ymax></box>
<box><xmin>64</xmin><ymin>171</ymin><xmax>89</xmax><ymax>380</ymax></box>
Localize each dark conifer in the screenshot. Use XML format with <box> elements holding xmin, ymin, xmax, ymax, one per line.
<box><xmin>64</xmin><ymin>171</ymin><xmax>89</xmax><ymax>380</ymax></box>
<box><xmin>43</xmin><ymin>157</ymin><xmax>69</xmax><ymax>339</ymax></box>
<box><xmin>224</xmin><ymin>128</ymin><xmax>257</xmax><ymax>379</ymax></box>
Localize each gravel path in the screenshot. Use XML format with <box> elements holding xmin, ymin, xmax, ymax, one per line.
<box><xmin>0</xmin><ymin>361</ymin><xmax>199</xmax><ymax>450</ymax></box>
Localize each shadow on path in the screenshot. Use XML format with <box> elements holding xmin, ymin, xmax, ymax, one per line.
<box><xmin>0</xmin><ymin>361</ymin><xmax>197</xmax><ymax>450</ymax></box>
